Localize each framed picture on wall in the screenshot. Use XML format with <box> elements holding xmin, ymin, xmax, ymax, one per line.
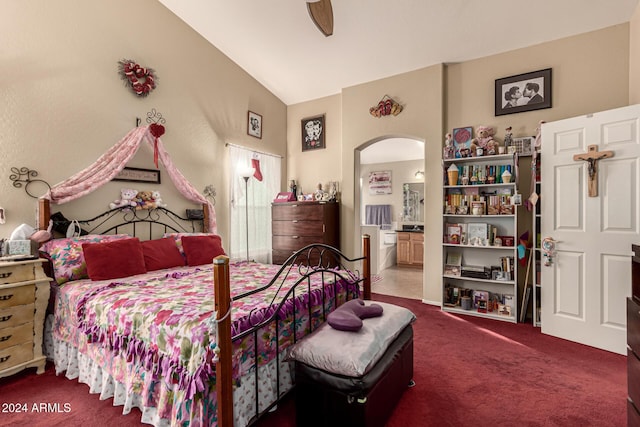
<box><xmin>368</xmin><ymin>170</ymin><xmax>392</xmax><ymax>195</ymax></box>
<box><xmin>301</xmin><ymin>114</ymin><xmax>325</xmax><ymax>151</ymax></box>
<box><xmin>495</xmin><ymin>68</ymin><xmax>552</xmax><ymax>116</ymax></box>
<box><xmin>247</xmin><ymin>111</ymin><xmax>262</xmax><ymax>139</ymax></box>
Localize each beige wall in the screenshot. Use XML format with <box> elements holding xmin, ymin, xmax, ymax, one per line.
<box><xmin>2</xmin><ymin>2</ymin><xmax>637</xmax><ymax>306</ymax></box>
<box><xmin>0</xmin><ymin>0</ymin><xmax>288</xmax><ymax>244</ymax></box>
<box><xmin>447</xmin><ymin>24</ymin><xmax>629</xmax><ymax>137</ymax></box>
<box><xmin>287</xmin><ymin>25</ymin><xmax>631</xmax><ymax>304</ymax></box>
<box><xmin>631</xmin><ymin>4</ymin><xmax>640</xmax><ymax>104</ymax></box>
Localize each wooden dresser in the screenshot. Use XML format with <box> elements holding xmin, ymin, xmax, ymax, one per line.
<box><xmin>0</xmin><ymin>258</ymin><xmax>50</xmax><ymax>378</ymax></box>
<box><xmin>272</xmin><ymin>201</ymin><xmax>340</xmax><ymax>265</ymax></box>
<box><xmin>629</xmin><ymin>244</ymin><xmax>640</xmax><ymax>426</ymax></box>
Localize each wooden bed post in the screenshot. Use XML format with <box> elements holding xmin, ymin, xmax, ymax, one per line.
<box><xmin>362</xmin><ymin>234</ymin><xmax>371</xmax><ymax>300</ymax></box>
<box><xmin>202</xmin><ymin>203</ymin><xmax>210</xmax><ymax>233</ymax></box>
<box><xmin>213</xmin><ymin>255</ymin><xmax>233</xmax><ymax>427</ymax></box>
<box><xmin>38</xmin><ymin>198</ymin><xmax>50</xmax><ymax>230</ymax></box>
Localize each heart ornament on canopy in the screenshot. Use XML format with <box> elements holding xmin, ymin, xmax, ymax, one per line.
<box><xmin>149</xmin><ymin>123</ymin><xmax>165</xmax><ymax>138</ymax></box>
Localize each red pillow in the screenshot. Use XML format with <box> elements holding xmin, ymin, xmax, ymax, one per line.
<box><xmin>82</xmin><ymin>238</ymin><xmax>147</xmax><ymax>281</ymax></box>
<box><xmin>141</xmin><ymin>238</ymin><xmax>186</xmax><ymax>271</ymax></box>
<box><xmin>181</xmin><ymin>235</ymin><xmax>226</xmax><ymax>266</ymax></box>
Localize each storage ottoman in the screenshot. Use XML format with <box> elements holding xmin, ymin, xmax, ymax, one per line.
<box><xmin>287</xmin><ymin>301</ymin><xmax>415</xmax><ymax>427</ymax></box>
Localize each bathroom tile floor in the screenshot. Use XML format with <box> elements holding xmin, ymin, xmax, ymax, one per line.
<box><xmin>371</xmin><ymin>265</ymin><xmax>423</xmax><ymax>300</ymax></box>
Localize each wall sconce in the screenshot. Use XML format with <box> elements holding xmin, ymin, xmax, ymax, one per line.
<box><xmin>414</xmin><ymin>171</ymin><xmax>424</xmax><ymax>179</ymax></box>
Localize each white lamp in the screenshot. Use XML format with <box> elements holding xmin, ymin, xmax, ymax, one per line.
<box><xmin>239</xmin><ymin>165</ymin><xmax>255</xmax><ymax>261</ymax></box>
<box><xmin>414</xmin><ymin>170</ymin><xmax>425</xmax><ymax>179</ymax></box>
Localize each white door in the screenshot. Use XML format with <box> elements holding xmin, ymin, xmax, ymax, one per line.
<box><xmin>541</xmin><ymin>104</ymin><xmax>640</xmax><ymax>355</ymax></box>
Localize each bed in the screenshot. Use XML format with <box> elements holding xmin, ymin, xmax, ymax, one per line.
<box><xmin>37</xmin><ymin>199</ymin><xmax>371</xmax><ymax>427</ymax></box>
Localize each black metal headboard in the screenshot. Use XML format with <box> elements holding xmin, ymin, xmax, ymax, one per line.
<box><xmin>50</xmin><ymin>207</ymin><xmax>204</xmax><ymax>240</ymax></box>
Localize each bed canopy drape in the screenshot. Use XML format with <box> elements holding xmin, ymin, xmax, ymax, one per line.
<box><xmin>41</xmin><ymin>125</ymin><xmax>216</xmax><ymax>233</ymax></box>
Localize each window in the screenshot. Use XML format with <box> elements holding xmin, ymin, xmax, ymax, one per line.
<box><xmin>228</xmin><ymin>145</ymin><xmax>281</xmax><ymax>262</ymax></box>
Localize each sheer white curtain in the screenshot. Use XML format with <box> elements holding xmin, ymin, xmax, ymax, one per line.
<box><xmin>228</xmin><ymin>145</ymin><xmax>281</xmax><ymax>263</ymax></box>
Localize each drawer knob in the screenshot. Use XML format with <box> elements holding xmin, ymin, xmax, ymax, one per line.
<box><xmin>0</xmin><ymin>272</ymin><xmax>12</xmax><ymax>279</ymax></box>
<box><xmin>0</xmin><ymin>295</ymin><xmax>13</xmax><ymax>301</ymax></box>
<box><xmin>292</xmin><ymin>220</ymin><xmax>298</xmax><ymax>223</ymax></box>
<box><xmin>0</xmin><ymin>315</ymin><xmax>12</xmax><ymax>323</ymax></box>
<box><xmin>0</xmin><ymin>355</ymin><xmax>10</xmax><ymax>363</ymax></box>
<box><xmin>0</xmin><ymin>335</ymin><xmax>11</xmax><ymax>342</ymax></box>
<box><xmin>292</xmin><ymin>236</ymin><xmax>299</xmax><ymax>239</ymax></box>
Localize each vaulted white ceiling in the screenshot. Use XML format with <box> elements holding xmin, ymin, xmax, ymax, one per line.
<box><xmin>157</xmin><ymin>0</ymin><xmax>638</xmax><ymax>105</ymax></box>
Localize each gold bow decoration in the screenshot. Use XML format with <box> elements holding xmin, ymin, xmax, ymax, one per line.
<box><xmin>369</xmin><ymin>95</ymin><xmax>403</xmax><ymax>117</ymax></box>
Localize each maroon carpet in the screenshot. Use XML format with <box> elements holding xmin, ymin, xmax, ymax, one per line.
<box><xmin>0</xmin><ymin>293</ymin><xmax>627</xmax><ymax>426</ymax></box>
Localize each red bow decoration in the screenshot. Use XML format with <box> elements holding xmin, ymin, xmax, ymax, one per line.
<box><xmin>149</xmin><ymin>123</ymin><xmax>165</xmax><ymax>168</ymax></box>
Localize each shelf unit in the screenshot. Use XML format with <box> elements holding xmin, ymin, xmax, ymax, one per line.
<box><xmin>442</xmin><ymin>154</ymin><xmax>519</xmax><ymax>323</ymax></box>
<box><xmin>532</xmin><ymin>151</ymin><xmax>542</xmax><ymax>327</ymax></box>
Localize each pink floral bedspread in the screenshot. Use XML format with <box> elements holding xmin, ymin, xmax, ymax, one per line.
<box><xmin>53</xmin><ymin>260</ymin><xmax>360</xmax><ymax>425</ymax></box>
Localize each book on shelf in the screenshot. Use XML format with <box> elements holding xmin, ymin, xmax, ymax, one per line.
<box><xmin>467</xmin><ymin>222</ymin><xmax>489</xmax><ymax>246</ymax></box>
<box><xmin>472</xmin><ymin>290</ymin><xmax>490</xmax><ymax>309</ymax></box>
<box><xmin>444</xmin><ymin>252</ymin><xmax>462</xmax><ymax>276</ymax></box>
<box><xmin>445</xmin><ymin>224</ymin><xmax>462</xmax><ymax>244</ymax></box>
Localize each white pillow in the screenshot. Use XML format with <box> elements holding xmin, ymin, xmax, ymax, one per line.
<box><xmin>287</xmin><ymin>301</ymin><xmax>415</xmax><ymax>377</ymax></box>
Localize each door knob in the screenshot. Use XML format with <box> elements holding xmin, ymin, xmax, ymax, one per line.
<box><xmin>542</xmin><ymin>237</ymin><xmax>557</xmax><ymax>266</ymax></box>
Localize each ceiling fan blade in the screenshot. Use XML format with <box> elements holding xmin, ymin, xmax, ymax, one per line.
<box><xmin>307</xmin><ymin>0</ymin><xmax>333</xmax><ymax>37</ymax></box>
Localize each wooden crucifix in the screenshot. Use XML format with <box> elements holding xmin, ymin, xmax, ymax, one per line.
<box><xmin>573</xmin><ymin>144</ymin><xmax>614</xmax><ymax>197</ymax></box>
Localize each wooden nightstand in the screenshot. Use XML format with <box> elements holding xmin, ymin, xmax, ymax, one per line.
<box><xmin>0</xmin><ymin>258</ymin><xmax>50</xmax><ymax>378</ymax></box>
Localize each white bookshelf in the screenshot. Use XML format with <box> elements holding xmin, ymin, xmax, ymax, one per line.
<box><xmin>442</xmin><ymin>154</ymin><xmax>519</xmax><ymax>323</ymax></box>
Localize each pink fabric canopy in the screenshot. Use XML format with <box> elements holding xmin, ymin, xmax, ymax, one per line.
<box><xmin>43</xmin><ymin>125</ymin><xmax>217</xmax><ymax>233</ymax></box>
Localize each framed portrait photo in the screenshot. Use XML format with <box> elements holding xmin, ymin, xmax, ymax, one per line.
<box><xmin>495</xmin><ymin>68</ymin><xmax>552</xmax><ymax>116</ymax></box>
<box><xmin>301</xmin><ymin>114</ymin><xmax>325</xmax><ymax>151</ymax></box>
<box><xmin>247</xmin><ymin>111</ymin><xmax>262</xmax><ymax>139</ymax></box>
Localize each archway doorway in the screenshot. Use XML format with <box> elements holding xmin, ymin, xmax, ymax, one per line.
<box><xmin>355</xmin><ymin>136</ymin><xmax>424</xmax><ymax>300</ymax></box>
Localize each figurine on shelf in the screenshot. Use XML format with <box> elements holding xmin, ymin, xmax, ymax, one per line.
<box><xmin>314</xmin><ymin>182</ymin><xmax>324</xmax><ymax>201</ymax></box>
<box><xmin>289</xmin><ymin>179</ymin><xmax>297</xmax><ymax>199</ymax></box>
<box><xmin>503</xmin><ymin>126</ymin><xmax>513</xmax><ymax>153</ymax></box>
<box><xmin>443</xmin><ymin>133</ymin><xmax>455</xmax><ymax>159</ymax></box>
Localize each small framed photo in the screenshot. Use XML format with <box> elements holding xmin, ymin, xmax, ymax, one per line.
<box><xmin>513</xmin><ymin>136</ymin><xmax>534</xmax><ymax>156</ymax></box>
<box><xmin>247</xmin><ymin>111</ymin><xmax>262</xmax><ymax>139</ymax></box>
<box><xmin>495</xmin><ymin>68</ymin><xmax>552</xmax><ymax>116</ymax></box>
<box><xmin>302</xmin><ymin>114</ymin><xmax>325</xmax><ymax>151</ymax></box>
<box><xmin>452</xmin><ymin>127</ymin><xmax>473</xmax><ymax>158</ymax></box>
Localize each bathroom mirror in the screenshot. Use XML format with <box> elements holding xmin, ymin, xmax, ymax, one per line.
<box><xmin>402</xmin><ymin>183</ymin><xmax>424</xmax><ymax>222</ymax></box>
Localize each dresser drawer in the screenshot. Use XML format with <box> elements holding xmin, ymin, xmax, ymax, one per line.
<box><xmin>272</xmin><ymin>204</ymin><xmax>324</xmax><ymax>221</ymax></box>
<box><xmin>0</xmin><ymin>341</ymin><xmax>33</xmax><ymax>371</ymax></box>
<box><xmin>272</xmin><ymin>249</ymin><xmax>335</xmax><ymax>267</ymax></box>
<box><xmin>272</xmin><ymin>220</ymin><xmax>324</xmax><ymax>237</ymax></box>
<box><xmin>0</xmin><ymin>322</ymin><xmax>33</xmax><ymax>351</ymax></box>
<box><xmin>0</xmin><ymin>284</ymin><xmax>35</xmax><ymax>310</ymax></box>
<box><xmin>0</xmin><ymin>263</ymin><xmax>35</xmax><ymax>285</ymax></box>
<box><xmin>273</xmin><ymin>235</ymin><xmax>322</xmax><ymax>251</ymax></box>
<box><xmin>0</xmin><ymin>304</ymin><xmax>35</xmax><ymax>328</ymax></box>
<box><xmin>629</xmin><ymin>298</ymin><xmax>640</xmax><ymax>355</ymax></box>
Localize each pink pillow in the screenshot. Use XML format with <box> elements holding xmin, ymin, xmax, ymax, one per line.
<box><xmin>82</xmin><ymin>238</ymin><xmax>147</xmax><ymax>281</ymax></box>
<box><xmin>181</xmin><ymin>235</ymin><xmax>226</xmax><ymax>266</ymax></box>
<box><xmin>141</xmin><ymin>238</ymin><xmax>185</xmax><ymax>271</ymax></box>
<box><xmin>39</xmin><ymin>234</ymin><xmax>131</xmax><ymax>284</ymax></box>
